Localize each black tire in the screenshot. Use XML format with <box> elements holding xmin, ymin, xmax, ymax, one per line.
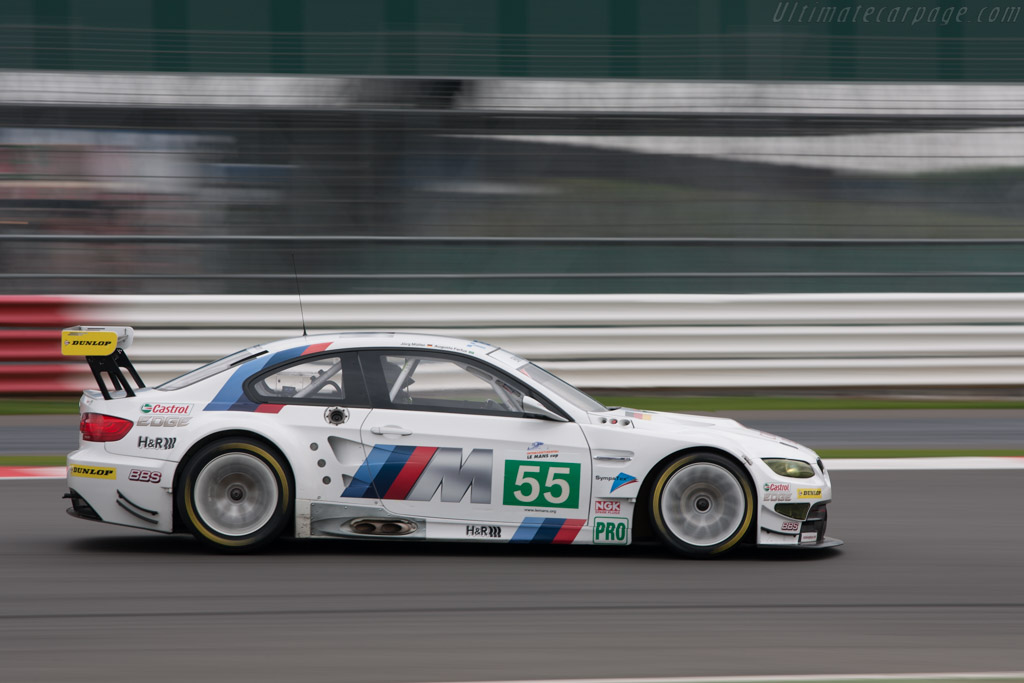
<box><xmin>649</xmin><ymin>452</ymin><xmax>754</xmax><ymax>558</ymax></box>
<box><xmin>176</xmin><ymin>438</ymin><xmax>293</xmax><ymax>552</ymax></box>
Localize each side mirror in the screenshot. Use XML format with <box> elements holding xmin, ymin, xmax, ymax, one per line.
<box><xmin>523</xmin><ymin>396</ymin><xmax>568</xmax><ymax>422</ymax></box>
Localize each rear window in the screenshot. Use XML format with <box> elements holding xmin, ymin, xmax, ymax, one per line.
<box><xmin>156</xmin><ymin>346</ymin><xmax>266</xmax><ymax>391</ymax></box>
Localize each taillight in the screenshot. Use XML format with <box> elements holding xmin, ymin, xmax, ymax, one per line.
<box><xmin>80</xmin><ymin>413</ymin><xmax>134</xmax><ymax>442</ymax></box>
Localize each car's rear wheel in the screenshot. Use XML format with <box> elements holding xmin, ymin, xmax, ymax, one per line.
<box><xmin>177</xmin><ymin>438</ymin><xmax>292</xmax><ymax>552</ymax></box>
<box><xmin>649</xmin><ymin>452</ymin><xmax>753</xmax><ymax>558</ymax></box>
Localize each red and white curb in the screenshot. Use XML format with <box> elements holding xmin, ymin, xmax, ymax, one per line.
<box><xmin>4</xmin><ymin>457</ymin><xmax>1024</xmax><ymax>481</ymax></box>
<box><xmin>0</xmin><ymin>466</ymin><xmax>66</xmax><ymax>480</ymax></box>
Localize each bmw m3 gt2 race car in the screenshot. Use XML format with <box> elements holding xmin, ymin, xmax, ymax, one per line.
<box><xmin>62</xmin><ymin>326</ymin><xmax>841</xmax><ymax>556</ymax></box>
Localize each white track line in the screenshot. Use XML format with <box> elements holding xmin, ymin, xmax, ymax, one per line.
<box><xmin>824</xmin><ymin>457</ymin><xmax>1024</xmax><ymax>470</ymax></box>
<box><xmin>424</xmin><ymin>673</ymin><xmax>1024</xmax><ymax>683</ymax></box>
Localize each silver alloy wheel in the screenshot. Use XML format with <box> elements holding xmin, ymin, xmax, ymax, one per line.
<box><xmin>659</xmin><ymin>462</ymin><xmax>746</xmax><ymax>547</ymax></box>
<box><xmin>193</xmin><ymin>452</ymin><xmax>279</xmax><ymax>537</ymax></box>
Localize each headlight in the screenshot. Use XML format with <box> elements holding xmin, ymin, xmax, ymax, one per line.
<box><xmin>763</xmin><ymin>458</ymin><xmax>815</xmax><ymax>478</ymax></box>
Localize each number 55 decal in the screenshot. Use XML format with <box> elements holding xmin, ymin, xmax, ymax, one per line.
<box><xmin>503</xmin><ymin>460</ymin><xmax>581</xmax><ymax>509</ymax></box>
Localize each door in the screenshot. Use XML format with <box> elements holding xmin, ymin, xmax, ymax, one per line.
<box><xmin>244</xmin><ymin>351</ymin><xmax>373</xmax><ymax>499</ymax></box>
<box><xmin>351</xmin><ymin>350</ymin><xmax>592</xmax><ymax>524</ymax></box>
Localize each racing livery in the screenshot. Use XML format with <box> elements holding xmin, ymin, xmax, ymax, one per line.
<box><xmin>62</xmin><ymin>326</ymin><xmax>841</xmax><ymax>556</ymax></box>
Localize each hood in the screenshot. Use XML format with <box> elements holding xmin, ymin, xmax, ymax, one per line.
<box><xmin>596</xmin><ymin>407</ymin><xmax>817</xmax><ymax>459</ymax></box>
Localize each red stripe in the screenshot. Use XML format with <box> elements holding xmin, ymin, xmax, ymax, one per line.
<box><xmin>0</xmin><ymin>364</ymin><xmax>87</xmax><ymax>394</ymax></box>
<box><xmin>255</xmin><ymin>404</ymin><xmax>284</xmax><ymax>414</ymax></box>
<box><xmin>383</xmin><ymin>447</ymin><xmax>436</xmax><ymax>500</ymax></box>
<box><xmin>552</xmin><ymin>518</ymin><xmax>586</xmax><ymax>544</ymax></box>
<box><xmin>0</xmin><ymin>329</ymin><xmax>62</xmax><ymax>361</ymax></box>
<box><xmin>0</xmin><ymin>295</ymin><xmax>75</xmax><ymax>327</ymax></box>
<box><xmin>301</xmin><ymin>342</ymin><xmax>332</xmax><ymax>356</ymax></box>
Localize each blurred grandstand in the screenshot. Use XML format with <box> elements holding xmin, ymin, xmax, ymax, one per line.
<box><xmin>2</xmin><ymin>0</ymin><xmax>1024</xmax><ymax>294</ymax></box>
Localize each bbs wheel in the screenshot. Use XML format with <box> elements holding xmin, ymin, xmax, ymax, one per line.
<box><xmin>177</xmin><ymin>438</ymin><xmax>293</xmax><ymax>552</ymax></box>
<box><xmin>650</xmin><ymin>452</ymin><xmax>753</xmax><ymax>558</ymax></box>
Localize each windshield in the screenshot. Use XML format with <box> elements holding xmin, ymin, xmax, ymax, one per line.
<box><xmin>156</xmin><ymin>346</ymin><xmax>266</xmax><ymax>391</ymax></box>
<box><xmin>516</xmin><ymin>362</ymin><xmax>605</xmax><ymax>413</ymax></box>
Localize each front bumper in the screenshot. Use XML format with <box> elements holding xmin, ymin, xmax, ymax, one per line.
<box><xmin>66</xmin><ymin>449</ymin><xmax>175</xmax><ymax>533</ymax></box>
<box><xmin>758</xmin><ymin>497</ymin><xmax>838</xmax><ymax>548</ymax></box>
<box><xmin>794</xmin><ymin>536</ymin><xmax>844</xmax><ymax>549</ymax></box>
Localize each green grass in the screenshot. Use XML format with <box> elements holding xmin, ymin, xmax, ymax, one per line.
<box><xmin>819</xmin><ymin>449</ymin><xmax>1024</xmax><ymax>459</ymax></box>
<box><xmin>0</xmin><ymin>455</ymin><xmax>66</xmax><ymax>466</ymax></box>
<box><xmin>594</xmin><ymin>395</ymin><xmax>1024</xmax><ymax>412</ymax></box>
<box><xmin>0</xmin><ymin>398</ymin><xmax>78</xmax><ymax>415</ymax></box>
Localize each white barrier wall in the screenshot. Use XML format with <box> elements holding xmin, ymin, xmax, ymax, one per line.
<box><xmin>70</xmin><ymin>293</ymin><xmax>1024</xmax><ymax>390</ymax></box>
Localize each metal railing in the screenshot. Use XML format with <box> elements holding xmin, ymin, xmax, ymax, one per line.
<box><xmin>4</xmin><ymin>293</ymin><xmax>1023</xmax><ymax>392</ymax></box>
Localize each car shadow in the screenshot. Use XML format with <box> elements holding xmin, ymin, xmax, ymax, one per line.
<box><xmin>68</xmin><ymin>533</ymin><xmax>842</xmax><ymax>562</ymax></box>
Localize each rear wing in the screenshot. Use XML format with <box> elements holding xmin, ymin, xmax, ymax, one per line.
<box><xmin>61</xmin><ymin>326</ymin><xmax>145</xmax><ymax>400</ymax></box>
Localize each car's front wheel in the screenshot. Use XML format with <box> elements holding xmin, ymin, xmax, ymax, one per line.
<box><xmin>649</xmin><ymin>452</ymin><xmax>753</xmax><ymax>558</ymax></box>
<box><xmin>177</xmin><ymin>438</ymin><xmax>293</xmax><ymax>552</ymax></box>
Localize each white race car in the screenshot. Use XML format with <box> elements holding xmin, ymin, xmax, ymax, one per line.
<box><xmin>62</xmin><ymin>326</ymin><xmax>841</xmax><ymax>556</ymax></box>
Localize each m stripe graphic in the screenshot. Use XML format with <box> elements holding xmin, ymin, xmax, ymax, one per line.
<box><xmin>510</xmin><ymin>517</ymin><xmax>585</xmax><ymax>544</ymax></box>
<box><xmin>342</xmin><ymin>445</ymin><xmax>490</xmax><ymax>504</ymax></box>
<box><xmin>384</xmin><ymin>446</ymin><xmax>436</xmax><ymax>499</ymax></box>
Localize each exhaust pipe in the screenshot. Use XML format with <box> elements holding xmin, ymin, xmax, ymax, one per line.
<box><xmin>347</xmin><ymin>518</ymin><xmax>418</xmax><ymax>536</ymax></box>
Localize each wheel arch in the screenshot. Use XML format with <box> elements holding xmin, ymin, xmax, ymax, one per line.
<box><xmin>631</xmin><ymin>446</ymin><xmax>757</xmax><ymax>544</ymax></box>
<box><xmin>171</xmin><ymin>429</ymin><xmax>295</xmax><ymax>534</ymax></box>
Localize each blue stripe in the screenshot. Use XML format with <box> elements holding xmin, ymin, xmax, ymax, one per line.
<box><xmin>363</xmin><ymin>445</ymin><xmax>398</xmax><ymax>481</ymax></box>
<box><xmin>531</xmin><ymin>518</ymin><xmax>565</xmax><ymax>544</ymax></box>
<box><xmin>340</xmin><ymin>474</ymin><xmax>375</xmax><ymax>498</ymax></box>
<box><xmin>369</xmin><ymin>445</ymin><xmax>415</xmax><ymax>498</ymax></box>
<box><xmin>204</xmin><ymin>345</ymin><xmax>311</xmax><ymax>412</ymax></box>
<box><xmin>510</xmin><ymin>517</ymin><xmax>546</xmax><ymax>544</ymax></box>
<box><xmin>342</xmin><ymin>445</ymin><xmax>398</xmax><ymax>498</ymax></box>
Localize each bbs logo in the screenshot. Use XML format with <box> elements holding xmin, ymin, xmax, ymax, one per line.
<box><xmin>128</xmin><ymin>469</ymin><xmax>162</xmax><ymax>484</ymax></box>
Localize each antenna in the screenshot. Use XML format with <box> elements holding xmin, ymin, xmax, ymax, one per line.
<box><xmin>291</xmin><ymin>253</ymin><xmax>308</xmax><ymax>337</ymax></box>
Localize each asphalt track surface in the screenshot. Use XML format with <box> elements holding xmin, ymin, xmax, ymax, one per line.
<box><xmin>2</xmin><ymin>470</ymin><xmax>1023</xmax><ymax>683</ymax></box>
<box><xmin>5</xmin><ymin>410</ymin><xmax>1024</xmax><ymax>455</ymax></box>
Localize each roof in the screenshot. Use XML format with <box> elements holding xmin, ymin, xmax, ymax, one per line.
<box><xmin>258</xmin><ymin>332</ymin><xmax>528</xmax><ymax>370</ymax></box>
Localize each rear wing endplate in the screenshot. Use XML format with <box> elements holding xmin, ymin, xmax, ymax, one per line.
<box><xmin>61</xmin><ymin>326</ymin><xmax>145</xmax><ymax>400</ymax></box>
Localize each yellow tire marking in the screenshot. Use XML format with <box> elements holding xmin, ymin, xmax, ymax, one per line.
<box><xmin>651</xmin><ymin>455</ymin><xmax>753</xmax><ymax>554</ymax></box>
<box><xmin>184</xmin><ymin>443</ymin><xmax>291</xmax><ymax>548</ymax></box>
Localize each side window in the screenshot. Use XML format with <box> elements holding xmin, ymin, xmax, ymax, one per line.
<box><xmin>376</xmin><ymin>353</ymin><xmax>525</xmax><ymax>416</ymax></box>
<box><xmin>249</xmin><ymin>353</ymin><xmax>367</xmax><ymax>405</ymax></box>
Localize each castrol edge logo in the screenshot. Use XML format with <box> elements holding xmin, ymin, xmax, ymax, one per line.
<box><xmin>140</xmin><ymin>403</ymin><xmax>192</xmax><ymax>415</ymax></box>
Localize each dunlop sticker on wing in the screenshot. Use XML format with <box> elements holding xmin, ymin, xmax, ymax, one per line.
<box><xmin>70</xmin><ymin>465</ymin><xmax>117</xmax><ymax>480</ymax></box>
<box><xmin>61</xmin><ymin>330</ymin><xmax>117</xmax><ymax>356</ymax></box>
